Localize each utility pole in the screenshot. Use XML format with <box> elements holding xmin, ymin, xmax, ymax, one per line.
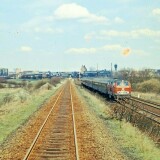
<box><xmin>97</xmin><ymin>64</ymin><xmax>98</xmax><ymax>77</ymax></box>
<box><xmin>111</xmin><ymin>63</ymin><xmax>112</xmax><ymax>78</ymax></box>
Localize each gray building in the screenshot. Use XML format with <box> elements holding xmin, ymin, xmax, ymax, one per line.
<box><xmin>0</xmin><ymin>68</ymin><xmax>8</xmax><ymax>77</ymax></box>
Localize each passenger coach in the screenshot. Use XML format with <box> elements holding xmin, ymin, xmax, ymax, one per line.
<box><xmin>81</xmin><ymin>78</ymin><xmax>131</xmax><ymax>100</ymax></box>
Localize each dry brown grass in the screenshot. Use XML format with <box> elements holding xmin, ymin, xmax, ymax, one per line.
<box><xmin>0</xmin><ymin>80</ymin><xmax>65</xmax><ymax>144</ymax></box>
<box><xmin>132</xmin><ymin>91</ymin><xmax>160</xmax><ymax>103</ymax></box>
<box><xmin>136</xmin><ymin>79</ymin><xmax>160</xmax><ymax>94</ymax></box>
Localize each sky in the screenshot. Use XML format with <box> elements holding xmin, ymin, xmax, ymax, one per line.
<box><xmin>0</xmin><ymin>0</ymin><xmax>160</xmax><ymax>72</ymax></box>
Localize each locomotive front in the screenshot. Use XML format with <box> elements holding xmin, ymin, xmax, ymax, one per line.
<box><xmin>112</xmin><ymin>80</ymin><xmax>131</xmax><ymax>99</ymax></box>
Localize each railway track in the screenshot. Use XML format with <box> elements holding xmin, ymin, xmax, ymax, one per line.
<box><xmin>116</xmin><ymin>97</ymin><xmax>160</xmax><ymax>125</ymax></box>
<box><xmin>81</xmin><ymin>84</ymin><xmax>160</xmax><ymax>125</ymax></box>
<box><xmin>23</xmin><ymin>81</ymin><xmax>79</xmax><ymax>160</ymax></box>
<box><xmin>129</xmin><ymin>97</ymin><xmax>160</xmax><ymax>124</ymax></box>
<box><xmin>131</xmin><ymin>96</ymin><xmax>160</xmax><ymax>107</ymax></box>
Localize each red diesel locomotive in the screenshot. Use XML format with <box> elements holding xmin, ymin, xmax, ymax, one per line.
<box><xmin>81</xmin><ymin>78</ymin><xmax>131</xmax><ymax>100</ymax></box>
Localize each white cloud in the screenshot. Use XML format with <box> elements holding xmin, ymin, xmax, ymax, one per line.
<box><xmin>34</xmin><ymin>27</ymin><xmax>63</xmax><ymax>34</ymax></box>
<box><xmin>85</xmin><ymin>28</ymin><xmax>160</xmax><ymax>40</ymax></box>
<box><xmin>66</xmin><ymin>44</ymin><xmax>148</xmax><ymax>57</ymax></box>
<box><xmin>21</xmin><ymin>16</ymin><xmax>63</xmax><ymax>34</ymax></box>
<box><xmin>20</xmin><ymin>46</ymin><xmax>32</xmax><ymax>52</ymax></box>
<box><xmin>54</xmin><ymin>3</ymin><xmax>109</xmax><ymax>24</ymax></box>
<box><xmin>152</xmin><ymin>8</ymin><xmax>160</xmax><ymax>16</ymax></box>
<box><xmin>133</xmin><ymin>49</ymin><xmax>147</xmax><ymax>55</ymax></box>
<box><xmin>54</xmin><ymin>3</ymin><xmax>89</xmax><ymax>19</ymax></box>
<box><xmin>130</xmin><ymin>29</ymin><xmax>160</xmax><ymax>37</ymax></box>
<box><xmin>84</xmin><ymin>32</ymin><xmax>96</xmax><ymax>42</ymax></box>
<box><xmin>102</xmin><ymin>44</ymin><xmax>123</xmax><ymax>51</ymax></box>
<box><xmin>100</xmin><ymin>30</ymin><xmax>128</xmax><ymax>37</ymax></box>
<box><xmin>114</xmin><ymin>17</ymin><xmax>125</xmax><ymax>24</ymax></box>
<box><xmin>66</xmin><ymin>44</ymin><xmax>123</xmax><ymax>54</ymax></box>
<box><xmin>66</xmin><ymin>48</ymin><xmax>97</xmax><ymax>54</ymax></box>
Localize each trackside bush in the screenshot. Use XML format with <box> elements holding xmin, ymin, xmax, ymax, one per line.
<box><xmin>136</xmin><ymin>79</ymin><xmax>160</xmax><ymax>93</ymax></box>
<box><xmin>0</xmin><ymin>78</ymin><xmax>6</xmax><ymax>83</ymax></box>
<box><xmin>34</xmin><ymin>80</ymin><xmax>47</xmax><ymax>90</ymax></box>
<box><xmin>0</xmin><ymin>84</ymin><xmax>4</xmax><ymax>88</ymax></box>
<box><xmin>3</xmin><ymin>93</ymin><xmax>14</xmax><ymax>104</ymax></box>
<box><xmin>50</xmin><ymin>77</ymin><xmax>61</xmax><ymax>86</ymax></box>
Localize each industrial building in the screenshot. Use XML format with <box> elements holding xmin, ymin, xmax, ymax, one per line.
<box><xmin>0</xmin><ymin>68</ymin><xmax>8</xmax><ymax>77</ymax></box>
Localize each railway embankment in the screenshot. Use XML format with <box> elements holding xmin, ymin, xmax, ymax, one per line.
<box><xmin>0</xmin><ymin>79</ymin><xmax>159</xmax><ymax>160</ymax></box>
<box><xmin>0</xmin><ymin>80</ymin><xmax>128</xmax><ymax>160</ymax></box>
<box><xmin>0</xmin><ymin>79</ymin><xmax>64</xmax><ymax>145</ymax></box>
<box><xmin>76</xmin><ymin>84</ymin><xmax>160</xmax><ymax>160</ymax></box>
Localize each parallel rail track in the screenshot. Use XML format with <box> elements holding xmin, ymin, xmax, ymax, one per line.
<box><xmin>81</xmin><ymin>83</ymin><xmax>160</xmax><ymax>125</ymax></box>
<box><xmin>117</xmin><ymin>97</ymin><xmax>160</xmax><ymax>125</ymax></box>
<box><xmin>131</xmin><ymin>96</ymin><xmax>160</xmax><ymax>107</ymax></box>
<box><xmin>23</xmin><ymin>81</ymin><xmax>79</xmax><ymax>160</ymax></box>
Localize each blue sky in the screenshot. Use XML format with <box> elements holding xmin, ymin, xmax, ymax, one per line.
<box><xmin>0</xmin><ymin>0</ymin><xmax>160</xmax><ymax>71</ymax></box>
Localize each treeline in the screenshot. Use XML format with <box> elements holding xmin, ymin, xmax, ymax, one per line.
<box><xmin>0</xmin><ymin>77</ymin><xmax>61</xmax><ymax>89</ymax></box>
<box><xmin>134</xmin><ymin>79</ymin><xmax>160</xmax><ymax>93</ymax></box>
<box><xmin>0</xmin><ymin>77</ymin><xmax>62</xmax><ymax>106</ymax></box>
<box><xmin>118</xmin><ymin>69</ymin><xmax>160</xmax><ymax>93</ymax></box>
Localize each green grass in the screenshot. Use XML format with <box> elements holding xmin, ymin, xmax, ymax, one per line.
<box><xmin>0</xmin><ymin>82</ymin><xmax>64</xmax><ymax>144</ymax></box>
<box><xmin>76</xmin><ymin>86</ymin><xmax>160</xmax><ymax>160</ymax></box>
<box><xmin>0</xmin><ymin>88</ymin><xmax>21</xmax><ymax>105</ymax></box>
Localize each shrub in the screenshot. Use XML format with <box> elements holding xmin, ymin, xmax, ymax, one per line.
<box><xmin>3</xmin><ymin>93</ymin><xmax>14</xmax><ymax>104</ymax></box>
<box><xmin>20</xmin><ymin>81</ymin><xmax>27</xmax><ymax>87</ymax></box>
<box><xmin>136</xmin><ymin>79</ymin><xmax>160</xmax><ymax>93</ymax></box>
<box><xmin>7</xmin><ymin>81</ymin><xmax>17</xmax><ymax>85</ymax></box>
<box><xmin>50</xmin><ymin>77</ymin><xmax>61</xmax><ymax>86</ymax></box>
<box><xmin>27</xmin><ymin>83</ymin><xmax>33</xmax><ymax>89</ymax></box>
<box><xmin>18</xmin><ymin>91</ymin><xmax>29</xmax><ymax>103</ymax></box>
<box><xmin>0</xmin><ymin>84</ymin><xmax>5</xmax><ymax>88</ymax></box>
<box><xmin>0</xmin><ymin>78</ymin><xmax>6</xmax><ymax>83</ymax></box>
<box><xmin>34</xmin><ymin>80</ymin><xmax>47</xmax><ymax>90</ymax></box>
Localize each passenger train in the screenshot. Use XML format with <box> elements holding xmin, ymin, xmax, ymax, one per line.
<box><xmin>81</xmin><ymin>78</ymin><xmax>131</xmax><ymax>100</ymax></box>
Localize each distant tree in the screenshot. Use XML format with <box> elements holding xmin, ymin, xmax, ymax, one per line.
<box><xmin>50</xmin><ymin>77</ymin><xmax>61</xmax><ymax>86</ymax></box>
<box><xmin>0</xmin><ymin>77</ymin><xmax>6</xmax><ymax>83</ymax></box>
<box><xmin>0</xmin><ymin>84</ymin><xmax>4</xmax><ymax>88</ymax></box>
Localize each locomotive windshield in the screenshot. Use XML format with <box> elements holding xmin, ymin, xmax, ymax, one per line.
<box><xmin>116</xmin><ymin>80</ymin><xmax>129</xmax><ymax>86</ymax></box>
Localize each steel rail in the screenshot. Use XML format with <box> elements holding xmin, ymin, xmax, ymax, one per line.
<box><xmin>83</xmin><ymin>85</ymin><xmax>160</xmax><ymax>124</ymax></box>
<box><xmin>130</xmin><ymin>97</ymin><xmax>160</xmax><ymax>118</ymax></box>
<box><xmin>82</xmin><ymin>85</ymin><xmax>160</xmax><ymax>125</ymax></box>
<box><xmin>23</xmin><ymin>88</ymin><xmax>64</xmax><ymax>160</ymax></box>
<box><xmin>70</xmin><ymin>83</ymin><xmax>80</xmax><ymax>160</ymax></box>
<box><xmin>131</xmin><ymin>96</ymin><xmax>160</xmax><ymax>108</ymax></box>
<box><xmin>117</xmin><ymin>100</ymin><xmax>160</xmax><ymax>125</ymax></box>
<box><xmin>117</xmin><ymin>101</ymin><xmax>160</xmax><ymax>125</ymax></box>
<box><xmin>138</xmin><ymin>108</ymin><xmax>160</xmax><ymax>117</ymax></box>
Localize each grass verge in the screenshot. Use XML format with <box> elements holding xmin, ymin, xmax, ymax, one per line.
<box><xmin>76</xmin><ymin>86</ymin><xmax>160</xmax><ymax>160</ymax></box>
<box><xmin>0</xmin><ymin>82</ymin><xmax>64</xmax><ymax>144</ymax></box>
